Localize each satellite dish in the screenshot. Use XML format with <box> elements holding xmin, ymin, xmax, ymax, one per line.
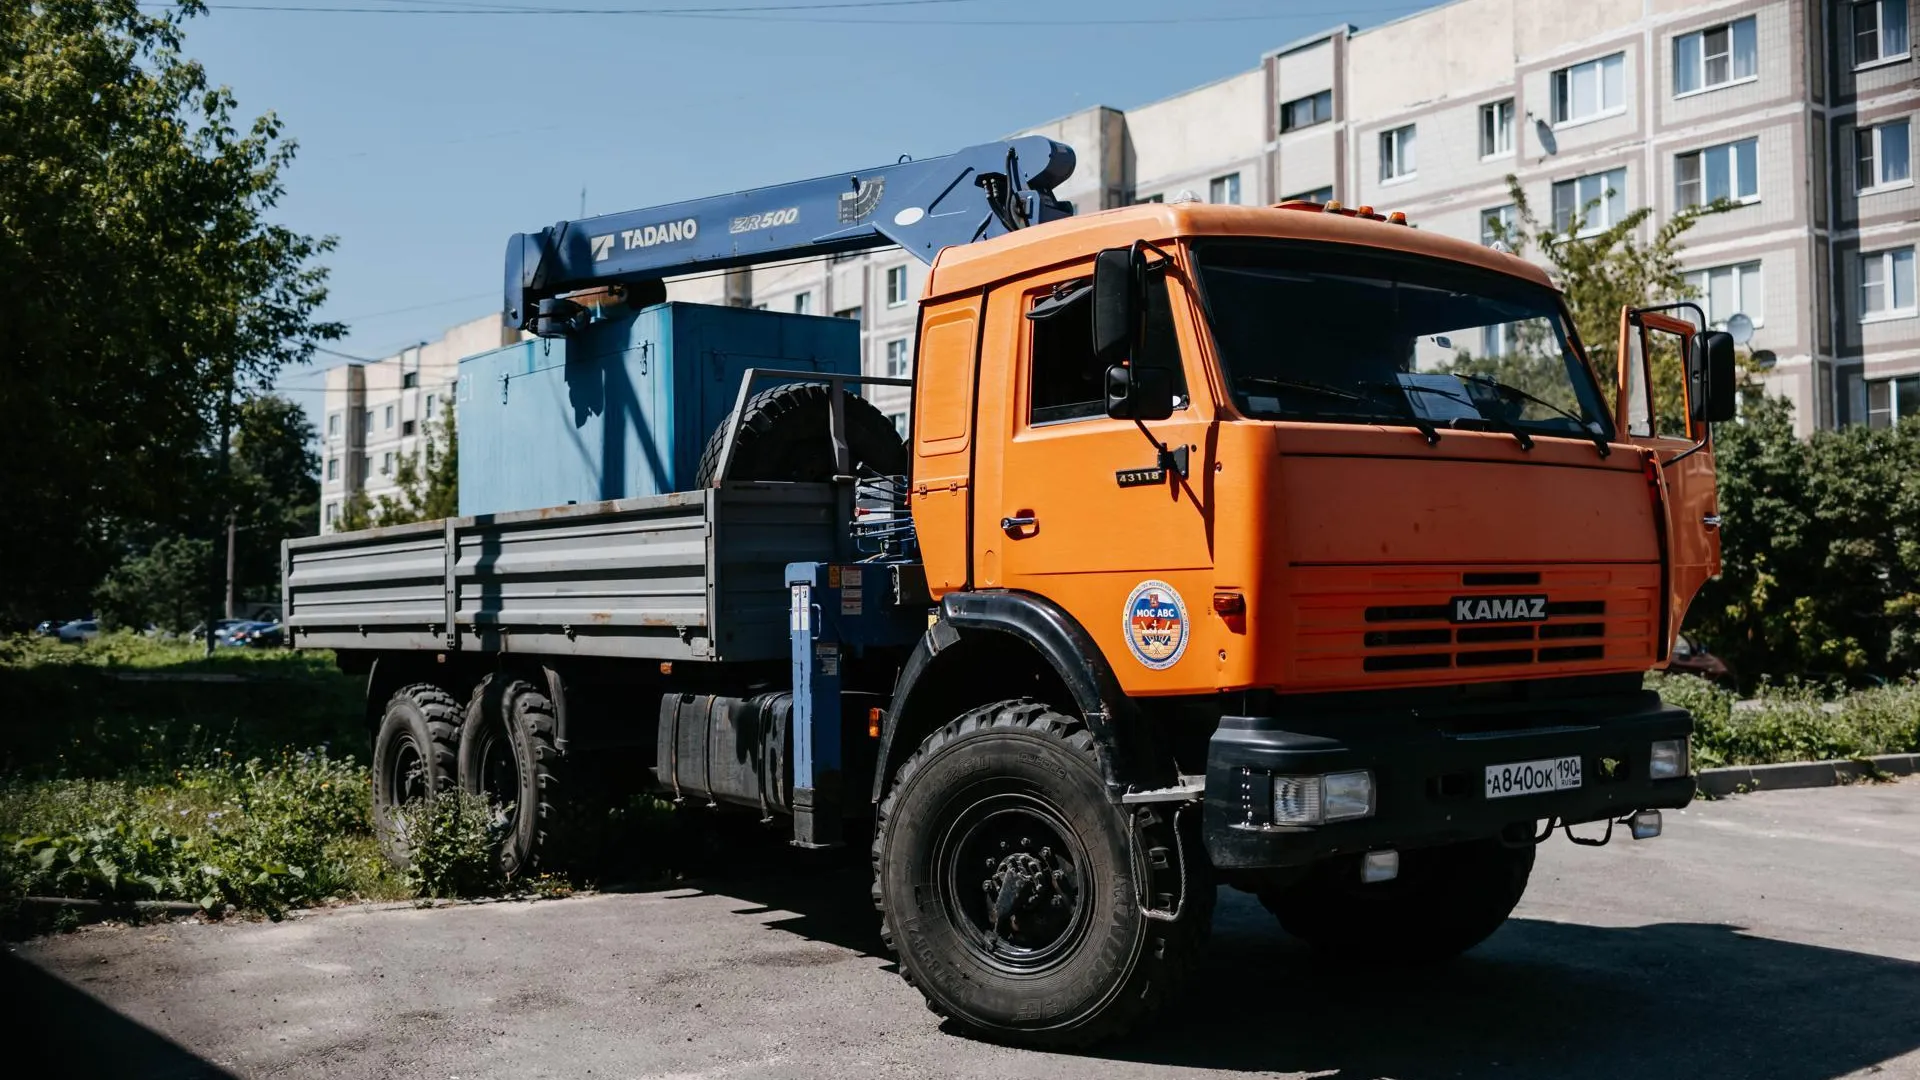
<box><xmin>1726</xmin><ymin>312</ymin><xmax>1754</xmax><ymax>345</ymax></box>
<box><xmin>1534</xmin><ymin>118</ymin><xmax>1558</xmax><ymax>156</ymax></box>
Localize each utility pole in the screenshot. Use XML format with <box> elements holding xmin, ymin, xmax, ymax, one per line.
<box><xmin>205</xmin><ymin>362</ymin><xmax>236</xmax><ymax>658</ymax></box>
<box><xmin>224</xmin><ymin>511</ymin><xmax>237</xmax><ymax>620</ymax></box>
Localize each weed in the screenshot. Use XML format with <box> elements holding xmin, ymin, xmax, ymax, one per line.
<box><xmin>1649</xmin><ymin>672</ymin><xmax>1920</xmax><ymax>768</ymax></box>
<box><xmin>393</xmin><ymin>790</ymin><xmax>507</xmax><ymax>900</ymax></box>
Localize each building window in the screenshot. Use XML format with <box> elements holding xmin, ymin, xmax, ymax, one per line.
<box><xmin>885</xmin><ymin>338</ymin><xmax>911</xmax><ymax>378</ymax></box>
<box><xmin>887</xmin><ymin>411</ymin><xmax>908</xmax><ymax>438</ymax></box>
<box><xmin>1676</xmin><ymin>139</ymin><xmax>1759</xmax><ymax>207</ymax></box>
<box><xmin>1283</xmin><ymin>187</ymin><xmax>1334</xmax><ymax>205</ymax></box>
<box><xmin>1480</xmin><ymin>204</ymin><xmax>1517</xmax><ymax>247</ymax></box>
<box><xmin>1857</xmin><ymin>373</ymin><xmax>1920</xmax><ymax>426</ymax></box>
<box><xmin>1134</xmin><ymin>193</ymin><xmax>1165</xmax><ymax>204</ymax></box>
<box><xmin>793</xmin><ymin>292</ymin><xmax>813</xmax><ymax>315</ymax></box>
<box><xmin>1861</xmin><ymin>247</ymin><xmax>1917</xmax><ymax>319</ymax></box>
<box><xmin>1684</xmin><ymin>261</ymin><xmax>1764</xmax><ymax>328</ymax></box>
<box><xmin>1854</xmin><ymin>0</ymin><xmax>1910</xmax><ymax>67</ymax></box>
<box><xmin>325</xmin><ymin>502</ymin><xmax>339</xmax><ymax>526</ymax></box>
<box><xmin>1481</xmin><ymin>323</ymin><xmax>1510</xmax><ymax>358</ymax></box>
<box><xmin>359</xmin><ymin>454</ymin><xmax>370</xmax><ymax>481</ymax></box>
<box><xmin>1280</xmin><ymin>89</ymin><xmax>1332</xmax><ymax>132</ymax></box>
<box><xmin>326</xmin><ymin>412</ymin><xmax>341</xmax><ymax>437</ymax></box>
<box><xmin>1551</xmin><ymin>168</ymin><xmax>1627</xmax><ymax>234</ymax></box>
<box><xmin>381</xmin><ymin>404</ymin><xmax>393</xmax><ymax>430</ymax></box>
<box><xmin>1551</xmin><ymin>52</ymin><xmax>1626</xmax><ymax>125</ymax></box>
<box><xmin>1674</xmin><ymin>17</ymin><xmax>1757</xmax><ymax>94</ymax></box>
<box><xmin>1858</xmin><ymin>119</ymin><xmax>1913</xmax><ymax>190</ymax></box>
<box><xmin>362</xmin><ymin>409</ymin><xmax>372</xmax><ymax>435</ymax></box>
<box><xmin>326</xmin><ymin>457</ymin><xmax>339</xmax><ymax>481</ymax></box>
<box><xmin>380</xmin><ymin>451</ymin><xmax>394</xmax><ymax>476</ymax></box>
<box><xmin>834</xmin><ymin>306</ymin><xmax>861</xmax><ymax>325</ymax></box>
<box><xmin>1209</xmin><ymin>173</ymin><xmax>1241</xmax><ymax>205</ymax></box>
<box><xmin>424</xmin><ymin>393</ymin><xmax>436</xmax><ymax>419</ymax></box>
<box><xmin>1379</xmin><ymin>125</ymin><xmax>1417</xmax><ymax>181</ymax></box>
<box><xmin>886</xmin><ymin>266</ymin><xmax>909</xmax><ymax>306</ymax></box>
<box><xmin>1479</xmin><ymin>99</ymin><xmax>1514</xmax><ymax>158</ymax></box>
<box><xmin>402</xmin><ymin>370</ymin><xmax>418</xmax><ymax>390</ymax></box>
<box><xmin>402</xmin><ymin>419</ymin><xmax>417</xmax><ymax>437</ymax></box>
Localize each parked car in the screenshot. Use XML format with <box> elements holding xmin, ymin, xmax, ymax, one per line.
<box><xmin>1670</xmin><ymin>633</ymin><xmax>1734</xmax><ymax>685</ymax></box>
<box><xmin>33</xmin><ymin>620</ymin><xmax>64</xmax><ymax>637</ymax></box>
<box><xmin>242</xmin><ymin>622</ymin><xmax>284</xmax><ymax>648</ymax></box>
<box><xmin>218</xmin><ymin>620</ymin><xmax>271</xmax><ymax>647</ymax></box>
<box><xmin>56</xmin><ymin>619</ymin><xmax>100</xmax><ymax>644</ymax></box>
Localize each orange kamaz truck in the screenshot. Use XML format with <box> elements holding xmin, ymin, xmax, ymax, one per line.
<box><xmin>287</xmin><ymin>138</ymin><xmax>1735</xmax><ymax>1047</ymax></box>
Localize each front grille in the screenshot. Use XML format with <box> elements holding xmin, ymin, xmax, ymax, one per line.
<box><xmin>1352</xmin><ymin>576</ymin><xmax>1611</xmax><ymax>672</ymax></box>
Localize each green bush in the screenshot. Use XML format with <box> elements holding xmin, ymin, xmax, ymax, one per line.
<box><xmin>393</xmin><ymin>790</ymin><xmax>506</xmax><ymax>900</ymax></box>
<box><xmin>1649</xmin><ymin>672</ymin><xmax>1920</xmax><ymax>768</ymax></box>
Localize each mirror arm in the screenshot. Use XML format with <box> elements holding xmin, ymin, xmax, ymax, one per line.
<box><xmin>1661</xmin><ymin>427</ymin><xmax>1713</xmax><ymax>469</ymax></box>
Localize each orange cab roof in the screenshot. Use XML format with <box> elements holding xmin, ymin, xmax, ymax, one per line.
<box><xmin>926</xmin><ymin>202</ymin><xmax>1555</xmax><ymax>300</ymax></box>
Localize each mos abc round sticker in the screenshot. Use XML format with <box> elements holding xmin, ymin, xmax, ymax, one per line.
<box><xmin>1122</xmin><ymin>580</ymin><xmax>1189</xmax><ymax>670</ymax></box>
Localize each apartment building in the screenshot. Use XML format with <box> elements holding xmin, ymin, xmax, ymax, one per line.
<box><xmin>318</xmin><ymin>313</ymin><xmax>516</xmax><ymax>533</ymax></box>
<box><xmin>660</xmin><ymin>0</ymin><xmax>1907</xmax><ymax>437</ymax></box>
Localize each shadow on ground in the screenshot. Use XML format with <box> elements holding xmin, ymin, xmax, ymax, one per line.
<box><xmin>679</xmin><ymin>848</ymin><xmax>1920</xmax><ymax>1080</ymax></box>
<box><xmin>0</xmin><ymin>948</ymin><xmax>238</xmax><ymax>1079</ymax></box>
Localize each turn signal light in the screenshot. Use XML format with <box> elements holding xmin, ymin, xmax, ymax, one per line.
<box><xmin>1212</xmin><ymin>591</ymin><xmax>1246</xmax><ymax>616</ymax></box>
<box><xmin>868</xmin><ymin>707</ymin><xmax>884</xmax><ymax>739</ymax></box>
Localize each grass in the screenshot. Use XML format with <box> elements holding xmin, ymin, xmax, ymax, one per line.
<box><xmin>1648</xmin><ymin>672</ymin><xmax>1920</xmax><ymax>770</ymax></box>
<box><xmin>0</xmin><ymin>632</ymin><xmax>407</xmax><ymax>931</ymax></box>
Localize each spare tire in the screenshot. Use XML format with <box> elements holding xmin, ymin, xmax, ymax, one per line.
<box><xmin>694</xmin><ymin>382</ymin><xmax>908</xmax><ymax>487</ymax></box>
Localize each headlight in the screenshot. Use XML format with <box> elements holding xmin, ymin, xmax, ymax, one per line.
<box><xmin>1649</xmin><ymin>738</ymin><xmax>1689</xmax><ymax>780</ymax></box>
<box><xmin>1272</xmin><ymin>769</ymin><xmax>1375</xmax><ymax>825</ymax></box>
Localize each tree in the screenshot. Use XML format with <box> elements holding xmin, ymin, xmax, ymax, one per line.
<box><xmin>1479</xmin><ymin>177</ymin><xmax>1732</xmax><ymax>432</ymax></box>
<box><xmin>94</xmin><ymin>536</ymin><xmax>213</xmax><ymax>633</ymax></box>
<box><xmin>363</xmin><ymin>396</ymin><xmax>459</xmax><ymax>527</ymax></box>
<box><xmin>0</xmin><ymin>0</ymin><xmax>341</xmax><ymax>623</ymax></box>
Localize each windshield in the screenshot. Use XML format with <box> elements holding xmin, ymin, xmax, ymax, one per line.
<box><xmin>1190</xmin><ymin>239</ymin><xmax>1613</xmax><ymax>441</ymax></box>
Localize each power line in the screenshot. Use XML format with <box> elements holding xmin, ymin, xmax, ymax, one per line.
<box><xmin>143</xmin><ymin>1</ymin><xmax>1415</xmax><ymax>21</ymax></box>
<box><xmin>143</xmin><ymin>0</ymin><xmax>1001</xmax><ymax>13</ymax></box>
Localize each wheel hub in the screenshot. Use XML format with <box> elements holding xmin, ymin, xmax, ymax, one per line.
<box><xmin>983</xmin><ymin>845</ymin><xmax>1069</xmax><ymax>932</ymax></box>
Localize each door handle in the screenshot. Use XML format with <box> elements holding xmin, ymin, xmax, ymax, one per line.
<box><xmin>1000</xmin><ymin>514</ymin><xmax>1038</xmax><ymax>536</ymax></box>
<box><xmin>1702</xmin><ymin>515</ymin><xmax>1722</xmax><ymax>529</ymax></box>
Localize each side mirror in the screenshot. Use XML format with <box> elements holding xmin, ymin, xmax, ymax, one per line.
<box><xmin>1106</xmin><ymin>364</ymin><xmax>1175</xmax><ymax>421</ymax></box>
<box><xmin>1688</xmin><ymin>330</ymin><xmax>1737</xmax><ymax>424</ymax></box>
<box><xmin>1092</xmin><ymin>246</ymin><xmax>1141</xmax><ymax>368</ymax></box>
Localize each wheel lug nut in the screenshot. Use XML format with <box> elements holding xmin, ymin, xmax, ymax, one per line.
<box><xmin>1021</xmin><ymin>837</ymin><xmax>1031</xmax><ymax>847</ymax></box>
<box><xmin>1039</xmin><ymin>846</ymin><xmax>1051</xmax><ymax>858</ymax></box>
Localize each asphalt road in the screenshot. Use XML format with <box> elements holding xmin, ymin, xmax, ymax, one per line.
<box><xmin>7</xmin><ymin>778</ymin><xmax>1919</xmax><ymax>1080</ymax></box>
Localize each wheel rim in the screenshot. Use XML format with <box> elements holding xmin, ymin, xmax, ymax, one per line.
<box><xmin>388</xmin><ymin>734</ymin><xmax>427</xmax><ymax>806</ymax></box>
<box><xmin>932</xmin><ymin>790</ymin><xmax>1093</xmax><ymax>975</ymax></box>
<box><xmin>475</xmin><ymin>719</ymin><xmax>520</xmax><ymax>831</ymax></box>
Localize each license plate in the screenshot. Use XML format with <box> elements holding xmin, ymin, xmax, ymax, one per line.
<box><xmin>1484</xmin><ymin>756</ymin><xmax>1583</xmax><ymax>799</ymax></box>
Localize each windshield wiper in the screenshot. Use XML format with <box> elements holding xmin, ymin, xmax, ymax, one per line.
<box><xmin>1241</xmin><ymin>375</ymin><xmax>1440</xmax><ymax>446</ymax></box>
<box><xmin>1461</xmin><ymin>375</ymin><xmax>1611</xmax><ymax>459</ymax></box>
<box><xmin>1391</xmin><ymin>382</ymin><xmax>1532</xmax><ymax>451</ymax></box>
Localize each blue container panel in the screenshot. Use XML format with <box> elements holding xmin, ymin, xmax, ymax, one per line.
<box><xmin>457</xmin><ymin>303</ymin><xmax>859</xmax><ymax>518</ymax></box>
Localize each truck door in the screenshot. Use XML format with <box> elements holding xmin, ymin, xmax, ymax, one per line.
<box><xmin>1618</xmin><ymin>307</ymin><xmax>1722</xmax><ymax>654</ymax></box>
<box><xmin>971</xmin><ymin>259</ymin><xmax>1219</xmax><ymax>692</ymax></box>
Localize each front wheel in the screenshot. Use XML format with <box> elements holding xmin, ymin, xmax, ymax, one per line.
<box><xmin>1261</xmin><ymin>838</ymin><xmax>1534</xmax><ymax>964</ymax></box>
<box><xmin>873</xmin><ymin>700</ymin><xmax>1210</xmax><ymax>1048</ymax></box>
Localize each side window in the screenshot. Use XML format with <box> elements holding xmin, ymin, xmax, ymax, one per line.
<box><xmin>1026</xmin><ymin>274</ymin><xmax>1187</xmax><ymax>425</ymax></box>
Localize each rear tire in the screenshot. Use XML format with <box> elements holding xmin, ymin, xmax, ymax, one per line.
<box><xmin>371</xmin><ymin>684</ymin><xmax>463</xmax><ymax>869</ymax></box>
<box><xmin>1261</xmin><ymin>838</ymin><xmax>1534</xmax><ymax>964</ymax></box>
<box><xmin>873</xmin><ymin>700</ymin><xmax>1210</xmax><ymax>1048</ymax></box>
<box><xmin>694</xmin><ymin>382</ymin><xmax>907</xmax><ymax>486</ymax></box>
<box><xmin>457</xmin><ymin>675</ymin><xmax>561</xmax><ymax>880</ymax></box>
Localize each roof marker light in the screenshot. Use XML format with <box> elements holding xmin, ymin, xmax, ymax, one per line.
<box><xmin>1388</xmin><ymin>211</ymin><xmax>1408</xmax><ymax>225</ymax></box>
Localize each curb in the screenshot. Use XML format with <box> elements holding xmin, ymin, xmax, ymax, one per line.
<box><xmin>1696</xmin><ymin>753</ymin><xmax>1920</xmax><ymax>797</ymax></box>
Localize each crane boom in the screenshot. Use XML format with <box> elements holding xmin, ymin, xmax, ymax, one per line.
<box><xmin>505</xmin><ymin>136</ymin><xmax>1076</xmax><ymax>335</ymax></box>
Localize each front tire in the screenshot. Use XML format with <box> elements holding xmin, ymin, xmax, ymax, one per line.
<box><xmin>457</xmin><ymin>675</ymin><xmax>561</xmax><ymax>879</ymax></box>
<box><xmin>1261</xmin><ymin>838</ymin><xmax>1534</xmax><ymax>964</ymax></box>
<box><xmin>873</xmin><ymin>700</ymin><xmax>1209</xmax><ymax>1048</ymax></box>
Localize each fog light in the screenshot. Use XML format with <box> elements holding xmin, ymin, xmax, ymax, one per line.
<box><xmin>1322</xmin><ymin>770</ymin><xmax>1375</xmax><ymax>822</ymax></box>
<box><xmin>1271</xmin><ymin>770</ymin><xmax>1374</xmax><ymax>825</ymax></box>
<box><xmin>1649</xmin><ymin>738</ymin><xmax>1689</xmax><ymax>780</ymax></box>
<box><xmin>1361</xmin><ymin>849</ymin><xmax>1399</xmax><ymax>883</ymax></box>
<box><xmin>1628</xmin><ymin>809</ymin><xmax>1662</xmax><ymax>839</ymax></box>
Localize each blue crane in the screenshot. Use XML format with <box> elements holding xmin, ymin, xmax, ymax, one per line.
<box><xmin>505</xmin><ymin>136</ymin><xmax>1077</xmax><ymax>336</ymax></box>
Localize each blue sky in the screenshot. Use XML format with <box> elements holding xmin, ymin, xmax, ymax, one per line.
<box><xmin>179</xmin><ymin>0</ymin><xmax>1432</xmax><ymax>411</ymax></box>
